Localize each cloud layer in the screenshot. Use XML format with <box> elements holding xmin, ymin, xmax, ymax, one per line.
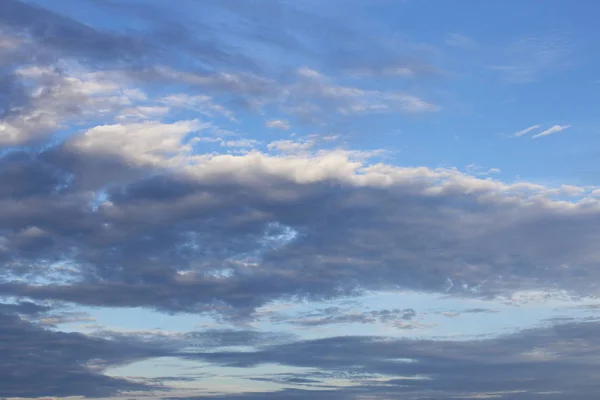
<box><xmin>0</xmin><ymin>1</ymin><xmax>597</xmax><ymax>399</ymax></box>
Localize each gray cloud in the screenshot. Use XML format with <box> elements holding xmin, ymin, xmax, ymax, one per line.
<box><xmin>270</xmin><ymin>306</ymin><xmax>417</xmax><ymax>328</ymax></box>
<box><xmin>0</xmin><ymin>2</ymin><xmax>598</xmax><ymax>398</ymax></box>
<box><xmin>0</xmin><ymin>0</ymin><xmax>148</xmax><ymax>65</ymax></box>
<box><xmin>0</xmin><ymin>148</ymin><xmax>599</xmax><ymax>318</ymax></box>
<box><xmin>0</xmin><ymin>300</ymin><xmax>50</xmax><ymax>315</ymax></box>
<box><xmin>0</xmin><ymin>73</ymin><xmax>29</xmax><ymax>118</ymax></box>
<box><xmin>176</xmin><ymin>320</ymin><xmax>600</xmax><ymax>399</ymax></box>
<box><xmin>0</xmin><ymin>305</ymin><xmax>163</xmax><ymax>398</ymax></box>
<box><xmin>3</xmin><ymin>304</ymin><xmax>599</xmax><ymax>399</ymax></box>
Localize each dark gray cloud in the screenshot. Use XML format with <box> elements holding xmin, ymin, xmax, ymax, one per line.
<box><xmin>175</xmin><ymin>320</ymin><xmax>600</xmax><ymax>399</ymax></box>
<box><xmin>0</xmin><ymin>305</ymin><xmax>164</xmax><ymax>398</ymax></box>
<box><xmin>0</xmin><ymin>300</ymin><xmax>50</xmax><ymax>315</ymax></box>
<box><xmin>3</xmin><ymin>305</ymin><xmax>599</xmax><ymax>399</ymax></box>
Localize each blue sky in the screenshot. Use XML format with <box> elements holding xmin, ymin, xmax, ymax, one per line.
<box><xmin>2</xmin><ymin>0</ymin><xmax>600</xmax><ymax>399</ymax></box>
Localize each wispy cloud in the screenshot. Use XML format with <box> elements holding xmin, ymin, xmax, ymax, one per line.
<box><xmin>514</xmin><ymin>124</ymin><xmax>541</xmax><ymax>137</ymax></box>
<box><xmin>532</xmin><ymin>124</ymin><xmax>571</xmax><ymax>139</ymax></box>
<box><xmin>492</xmin><ymin>33</ymin><xmax>572</xmax><ymax>83</ymax></box>
<box><xmin>445</xmin><ymin>33</ymin><xmax>477</xmax><ymax>49</ymax></box>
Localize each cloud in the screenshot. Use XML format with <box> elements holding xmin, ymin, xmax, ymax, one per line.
<box><xmin>2</xmin><ymin>296</ymin><xmax>599</xmax><ymax>399</ymax></box>
<box><xmin>0</xmin><ymin>0</ymin><xmax>441</xmax><ymax>138</ymax></box>
<box><xmin>0</xmin><ymin>300</ymin><xmax>50</xmax><ymax>316</ymax></box>
<box><xmin>290</xmin><ymin>67</ymin><xmax>438</xmax><ymax>117</ymax></box>
<box><xmin>513</xmin><ymin>124</ymin><xmax>541</xmax><ymax>137</ymax></box>
<box><xmin>161</xmin><ymin>94</ymin><xmax>235</xmax><ymax>121</ymax></box>
<box><xmin>267</xmin><ymin>138</ymin><xmax>316</xmax><ymax>154</ymax></box>
<box><xmin>0</xmin><ymin>0</ymin><xmax>146</xmax><ymax>62</ymax></box>
<box><xmin>221</xmin><ymin>138</ymin><xmax>260</xmax><ymax>150</ymax></box>
<box><xmin>491</xmin><ymin>33</ymin><xmax>572</xmax><ymax>83</ymax></box>
<box><xmin>119</xmin><ymin>65</ymin><xmax>437</xmax><ymax>126</ymax></box>
<box><xmin>37</xmin><ymin>310</ymin><xmax>96</xmax><ymax>327</ymax></box>
<box><xmin>266</xmin><ymin>119</ymin><xmax>291</xmax><ymax>130</ymax></box>
<box><xmin>269</xmin><ymin>307</ymin><xmax>417</xmax><ymax>328</ymax></box>
<box><xmin>463</xmin><ymin>308</ymin><xmax>499</xmax><ymax>314</ymax></box>
<box><xmin>532</xmin><ymin>124</ymin><xmax>571</xmax><ymax>139</ymax></box>
<box><xmin>445</xmin><ymin>33</ymin><xmax>477</xmax><ymax>49</ymax></box>
<box><xmin>465</xmin><ymin>164</ymin><xmax>502</xmax><ymax>176</ymax></box>
<box><xmin>0</xmin><ymin>305</ymin><xmax>163</xmax><ymax>398</ymax></box>
<box><xmin>0</xmin><ymin>141</ymin><xmax>599</xmax><ymax>320</ymax></box>
<box><xmin>0</xmin><ymin>2</ymin><xmax>596</xmax><ymax>398</ymax></box>
<box><xmin>66</xmin><ymin>119</ymin><xmax>204</xmax><ymax>172</ymax></box>
<box><xmin>176</xmin><ymin>319</ymin><xmax>600</xmax><ymax>399</ymax></box>
<box><xmin>0</xmin><ymin>63</ymin><xmax>165</xmax><ymax>146</ymax></box>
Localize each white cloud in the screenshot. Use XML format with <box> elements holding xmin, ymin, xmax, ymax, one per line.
<box><xmin>514</xmin><ymin>124</ymin><xmax>541</xmax><ymax>137</ymax></box>
<box><xmin>221</xmin><ymin>139</ymin><xmax>259</xmax><ymax>148</ymax></box>
<box><xmin>532</xmin><ymin>124</ymin><xmax>571</xmax><ymax>139</ymax></box>
<box><xmin>267</xmin><ymin>139</ymin><xmax>316</xmax><ymax>154</ymax></box>
<box><xmin>69</xmin><ymin>120</ymin><xmax>203</xmax><ymax>166</ymax></box>
<box><xmin>296</xmin><ymin>67</ymin><xmax>325</xmax><ymax>80</ymax></box>
<box><xmin>465</xmin><ymin>164</ymin><xmax>502</xmax><ymax>176</ymax></box>
<box><xmin>266</xmin><ymin>119</ymin><xmax>291</xmax><ymax>130</ymax></box>
<box><xmin>0</xmin><ymin>64</ymin><xmax>156</xmax><ymax>145</ymax></box>
<box><xmin>559</xmin><ymin>185</ymin><xmax>586</xmax><ymax>196</ymax></box>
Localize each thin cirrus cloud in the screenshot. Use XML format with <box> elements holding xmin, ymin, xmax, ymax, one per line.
<box><xmin>513</xmin><ymin>123</ymin><xmax>570</xmax><ymax>139</ymax></box>
<box><xmin>532</xmin><ymin>124</ymin><xmax>571</xmax><ymax>139</ymax></box>
<box><xmin>514</xmin><ymin>124</ymin><xmax>541</xmax><ymax>137</ymax></box>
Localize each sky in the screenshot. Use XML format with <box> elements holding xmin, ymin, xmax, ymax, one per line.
<box><xmin>1</xmin><ymin>0</ymin><xmax>600</xmax><ymax>399</ymax></box>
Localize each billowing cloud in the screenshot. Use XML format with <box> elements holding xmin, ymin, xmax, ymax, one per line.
<box><xmin>0</xmin><ymin>144</ymin><xmax>599</xmax><ymax>320</ymax></box>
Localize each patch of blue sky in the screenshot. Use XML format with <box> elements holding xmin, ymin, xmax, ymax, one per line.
<box><xmin>248</xmin><ymin>290</ymin><xmax>600</xmax><ymax>340</ymax></box>
<box><xmin>106</xmin><ymin>358</ymin><xmax>332</xmax><ymax>394</ymax></box>
<box><xmin>56</xmin><ymin>305</ymin><xmax>212</xmax><ymax>334</ymax></box>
